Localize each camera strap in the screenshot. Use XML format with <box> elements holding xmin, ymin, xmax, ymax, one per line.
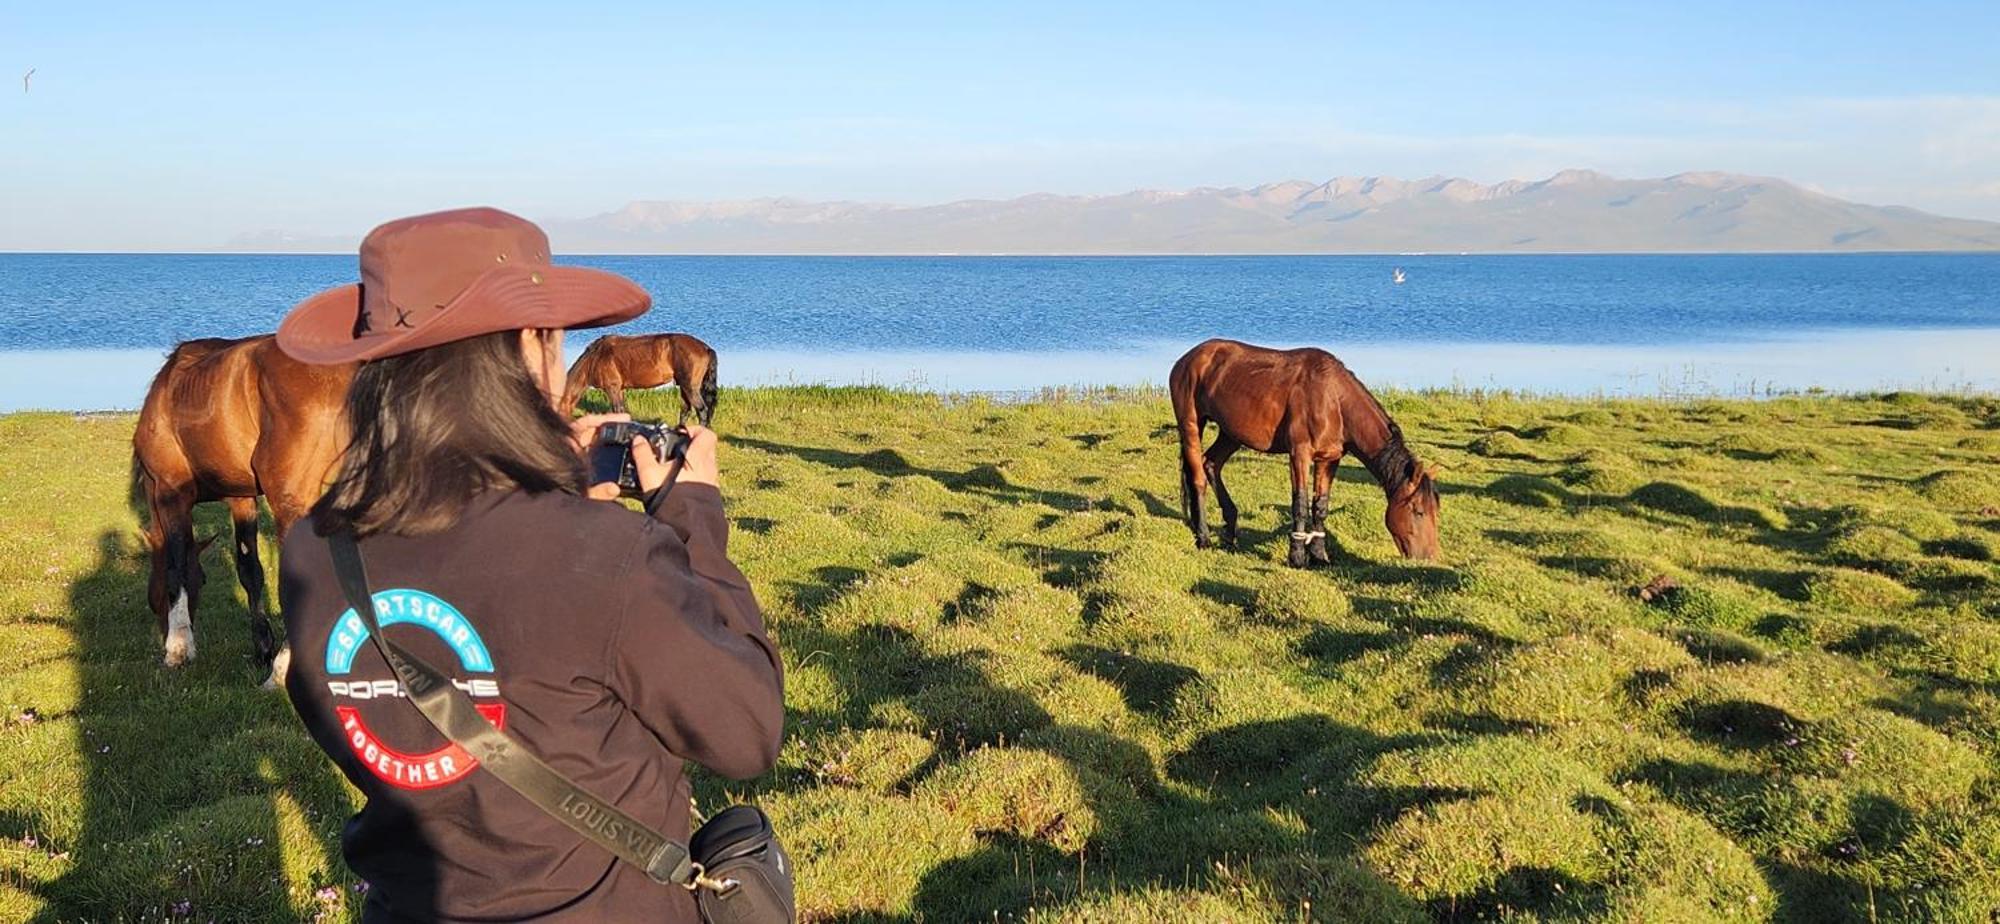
<box><xmin>327</xmin><ymin>531</ymin><xmax>699</xmax><ymax>889</ymax></box>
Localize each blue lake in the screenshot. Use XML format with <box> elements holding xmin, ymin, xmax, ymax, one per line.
<box><xmin>2</xmin><ymin>253</ymin><xmax>1999</xmax><ymax>410</ymax></box>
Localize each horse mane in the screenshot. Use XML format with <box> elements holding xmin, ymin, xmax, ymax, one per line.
<box><xmin>1335</xmin><ymin>361</ymin><xmax>1421</xmax><ymax>498</ymax></box>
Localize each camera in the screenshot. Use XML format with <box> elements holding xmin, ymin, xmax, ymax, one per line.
<box><xmin>589</xmin><ymin>421</ymin><xmax>690</xmax><ymax>495</ymax></box>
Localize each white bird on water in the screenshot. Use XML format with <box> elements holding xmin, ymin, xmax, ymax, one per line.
<box><xmin>1392</xmin><ymin>267</ymin><xmax>1407</xmax><ymax>285</ymax></box>
<box><xmin>22</xmin><ymin>68</ymin><xmax>32</xmax><ymax>93</ymax></box>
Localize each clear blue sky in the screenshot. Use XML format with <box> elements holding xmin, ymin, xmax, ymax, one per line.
<box><xmin>3</xmin><ymin>1</ymin><xmax>1997</xmax><ymax>249</ymax></box>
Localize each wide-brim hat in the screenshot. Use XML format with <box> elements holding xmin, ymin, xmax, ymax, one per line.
<box><xmin>277</xmin><ymin>207</ymin><xmax>649</xmax><ymax>365</ymax></box>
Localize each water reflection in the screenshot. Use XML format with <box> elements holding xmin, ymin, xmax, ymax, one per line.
<box><xmin>6</xmin><ymin>328</ymin><xmax>2000</xmax><ymax>413</ymax></box>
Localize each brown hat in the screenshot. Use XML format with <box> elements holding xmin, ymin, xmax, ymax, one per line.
<box><xmin>277</xmin><ymin>207</ymin><xmax>649</xmax><ymax>364</ymax></box>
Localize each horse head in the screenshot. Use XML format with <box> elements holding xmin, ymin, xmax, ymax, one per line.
<box><xmin>1385</xmin><ymin>460</ymin><xmax>1442</xmax><ymax>561</ymax></box>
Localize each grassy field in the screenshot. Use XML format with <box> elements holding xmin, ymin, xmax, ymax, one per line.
<box><xmin>3</xmin><ymin>385</ymin><xmax>1999</xmax><ymax>922</ymax></box>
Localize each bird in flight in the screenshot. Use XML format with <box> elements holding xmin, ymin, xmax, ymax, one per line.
<box><xmin>22</xmin><ymin>68</ymin><xmax>32</xmax><ymax>93</ymax></box>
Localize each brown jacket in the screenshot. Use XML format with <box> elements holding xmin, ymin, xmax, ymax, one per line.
<box><xmin>281</xmin><ymin>484</ymin><xmax>783</xmax><ymax>923</ymax></box>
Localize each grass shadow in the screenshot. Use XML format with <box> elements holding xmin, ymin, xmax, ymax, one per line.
<box><xmin>23</xmin><ymin>530</ymin><xmax>357</xmax><ymax>921</ymax></box>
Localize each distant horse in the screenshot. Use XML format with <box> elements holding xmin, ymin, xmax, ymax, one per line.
<box><xmin>133</xmin><ymin>335</ymin><xmax>351</xmax><ymax>674</ymax></box>
<box><xmin>559</xmin><ymin>333</ymin><xmax>718</xmax><ymax>425</ymax></box>
<box><xmin>1170</xmin><ymin>338</ymin><xmax>1441</xmax><ymax>566</ymax></box>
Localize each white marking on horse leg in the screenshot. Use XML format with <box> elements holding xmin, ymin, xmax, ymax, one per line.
<box><xmin>261</xmin><ymin>643</ymin><xmax>292</xmax><ymax>691</ymax></box>
<box><xmin>162</xmin><ymin>590</ymin><xmax>196</xmax><ymax>667</ymax></box>
<box><xmin>238</xmin><ymin>541</ymin><xmax>251</xmax><ymax>556</ymax></box>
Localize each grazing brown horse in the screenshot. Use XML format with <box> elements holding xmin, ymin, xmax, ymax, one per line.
<box><xmin>133</xmin><ymin>335</ymin><xmax>351</xmax><ymax>673</ymax></box>
<box><xmin>559</xmin><ymin>332</ymin><xmax>718</xmax><ymax>425</ymax></box>
<box><xmin>1170</xmin><ymin>338</ymin><xmax>1441</xmax><ymax>566</ymax></box>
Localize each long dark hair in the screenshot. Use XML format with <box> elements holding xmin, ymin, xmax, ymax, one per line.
<box><xmin>313</xmin><ymin>330</ymin><xmax>584</xmax><ymax>537</ymax></box>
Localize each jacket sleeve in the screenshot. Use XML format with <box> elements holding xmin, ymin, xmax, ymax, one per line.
<box><xmin>607</xmin><ymin>484</ymin><xmax>784</xmax><ymax>779</ymax></box>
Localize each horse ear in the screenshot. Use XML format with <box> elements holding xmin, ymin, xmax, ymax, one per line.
<box><xmin>1421</xmin><ymin>461</ymin><xmax>1443</xmax><ymax>481</ymax></box>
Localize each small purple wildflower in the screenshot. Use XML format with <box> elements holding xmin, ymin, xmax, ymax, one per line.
<box><xmin>315</xmin><ymin>885</ymin><xmax>341</xmax><ymax>902</ymax></box>
<box><xmin>171</xmin><ymin>900</ymin><xmax>192</xmax><ymax>916</ymax></box>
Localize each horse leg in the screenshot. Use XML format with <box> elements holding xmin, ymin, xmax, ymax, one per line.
<box><xmin>606</xmin><ymin>382</ymin><xmax>628</xmax><ymax>415</ymax></box>
<box><xmin>225</xmin><ymin>497</ymin><xmax>278</xmax><ymax>666</ymax></box>
<box><xmin>1204</xmin><ymin>435</ymin><xmax>1242</xmax><ymax>550</ymax></box>
<box><xmin>1287</xmin><ymin>450</ymin><xmax>1313</xmax><ymax>568</ymax></box>
<box><xmin>1179</xmin><ymin>418</ymin><xmax>1212</xmax><ymax>549</ymax></box>
<box><xmin>1308</xmin><ymin>456</ymin><xmax>1341</xmax><ymax>565</ymax></box>
<box><xmin>152</xmin><ymin>489</ymin><xmax>206</xmax><ymax>667</ymax></box>
<box><xmin>668</xmin><ymin>366</ymin><xmax>700</xmax><ymax>426</ymax></box>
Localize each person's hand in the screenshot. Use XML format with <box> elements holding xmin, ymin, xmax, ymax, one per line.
<box><xmin>571</xmin><ymin>413</ymin><xmax>630</xmax><ymax>500</ymax></box>
<box><xmin>569</xmin><ymin>412</ymin><xmax>630</xmax><ymax>456</ymax></box>
<box><xmin>632</xmin><ymin>424</ymin><xmax>719</xmax><ymax>494</ymax></box>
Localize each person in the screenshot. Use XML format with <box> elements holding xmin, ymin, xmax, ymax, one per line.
<box><xmin>274</xmin><ymin>207</ymin><xmax>784</xmax><ymax>922</ymax></box>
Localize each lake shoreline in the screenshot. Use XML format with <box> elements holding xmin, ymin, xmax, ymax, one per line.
<box><xmin>8</xmin><ymin>326</ymin><xmax>2000</xmax><ymax>413</ymax></box>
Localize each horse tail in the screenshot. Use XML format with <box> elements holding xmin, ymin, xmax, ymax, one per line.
<box><xmin>1168</xmin><ymin>352</ymin><xmax>1205</xmax><ymax>530</ymax></box>
<box><xmin>129</xmin><ymin>448</ymin><xmax>155</xmax><ymax>542</ymax></box>
<box><xmin>132</xmin><ymin>342</ymin><xmax>196</xmax><ymax>543</ymax></box>
<box><xmin>699</xmin><ymin>350</ymin><xmax>719</xmax><ymax>426</ymax></box>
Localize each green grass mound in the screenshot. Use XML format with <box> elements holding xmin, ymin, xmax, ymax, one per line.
<box><xmin>1915</xmin><ymin>469</ymin><xmax>2000</xmax><ymax>509</ymax></box>
<box><xmin>1903</xmin><ymin>557</ymin><xmax>1993</xmax><ymax>594</ymax></box>
<box><xmin>1776</xmin><ymin>710</ymin><xmax>1987</xmax><ymax>812</ymax></box>
<box><xmin>1557</xmin><ymin>449</ymin><xmax>1643</xmax><ymax>495</ymax></box>
<box><xmin>1629</xmin><ymin>481</ymin><xmax>1786</xmax><ymax>530</ymax></box>
<box><xmin>1823</xmin><ymin>525</ymin><xmax>1923</xmax><ymax>575</ymax></box>
<box><xmin>1357</xmin><ymin>738</ymin><xmax>1772</xmax><ymax>921</ymax></box>
<box><xmin>1564</xmin><ymin>408</ymin><xmax>1616</xmax><ymax>427</ymax></box>
<box><xmin>1487</xmin><ymin>474</ymin><xmax>1567</xmax><ymax>509</ymax></box>
<box><xmin>1770</xmin><ymin>443</ymin><xmax>1834</xmax><ymax>466</ymax></box>
<box><xmin>762</xmin><ymin>789</ymin><xmax>971</xmax><ymax>917</ymax></box>
<box><xmin>1916</xmin><ymin>621</ymin><xmax>2000</xmax><ymax>686</ymax></box>
<box><xmin>1925</xmin><ymin>533</ymin><xmax>1994</xmax><ymax>562</ymax></box>
<box><xmin>1019</xmin><ymin>889</ymin><xmax>1286</xmax><ymax>923</ymax></box>
<box><xmin>1468</xmin><ymin>430</ymin><xmax>1533</xmax><ymax>458</ymax></box>
<box><xmin>916</xmin><ymin>747</ymin><xmax>1137</xmax><ymax>852</ymax></box>
<box><xmin>1528</xmin><ymin>422</ymin><xmax>1590</xmax><ymax>446</ymax></box>
<box><xmin>1804</xmin><ymin>567</ymin><xmax>1918</xmax><ymax>612</ymax></box>
<box><xmin>1712</xmin><ymin>431</ymin><xmax>1781</xmax><ymax>457</ymax></box>
<box><xmin>1251</xmin><ymin>569</ymin><xmax>1352</xmax><ymax>625</ymax></box>
<box><xmin>1630</xmin><ymin>481</ymin><xmax>1719</xmax><ymax>518</ymax></box>
<box><xmin>1473</xmin><ymin>629</ymin><xmax>1695</xmax><ymax>728</ymax></box>
<box><xmin>1899</xmin><ymin>403</ymin><xmax>1972</xmax><ymax>430</ymax></box>
<box><xmin>1956</xmin><ymin>433</ymin><xmax>2000</xmax><ymax>453</ymax></box>
<box><xmin>1655</xmin><ymin>584</ymin><xmax>1765</xmax><ymax>633</ymax></box>
<box><xmin>1830</xmin><ymin>502</ymin><xmax>1960</xmax><ymax>542</ymax></box>
<box><xmin>822</xmin><ymin>561</ymin><xmax>967</xmax><ymax>632</ymax></box>
<box><xmin>974</xmin><ymin>584</ymin><xmax>1086</xmax><ymax>649</ymax></box>
<box><xmin>1093</xmin><ymin>533</ymin><xmax>1202</xmax><ymax>594</ymax></box>
<box><xmin>798</xmin><ymin>728</ymin><xmax>936</xmax><ymax>793</ymax></box>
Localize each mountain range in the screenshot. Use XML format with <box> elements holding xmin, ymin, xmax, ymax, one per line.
<box><xmin>225</xmin><ymin>170</ymin><xmax>2000</xmax><ymax>254</ymax></box>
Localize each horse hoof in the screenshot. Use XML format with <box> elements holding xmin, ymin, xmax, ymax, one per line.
<box><xmin>261</xmin><ymin>645</ymin><xmax>292</xmax><ymax>691</ymax></box>
<box><xmin>1194</xmin><ymin>536</ymin><xmax>1214</xmax><ymax>550</ymax></box>
<box><xmin>162</xmin><ymin>637</ymin><xmax>196</xmax><ymax>668</ymax></box>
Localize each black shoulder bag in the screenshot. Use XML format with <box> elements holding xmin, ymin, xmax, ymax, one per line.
<box><xmin>328</xmin><ymin>532</ymin><xmax>795</xmax><ymax>924</ymax></box>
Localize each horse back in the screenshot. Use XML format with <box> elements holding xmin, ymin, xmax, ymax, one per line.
<box><xmin>1173</xmin><ymin>339</ymin><xmax>1347</xmax><ymax>453</ymax></box>
<box><xmin>136</xmin><ymin>336</ymin><xmax>272</xmax><ymax>496</ymax></box>
<box><xmin>245</xmin><ymin>338</ymin><xmax>353</xmax><ymax>501</ymax></box>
